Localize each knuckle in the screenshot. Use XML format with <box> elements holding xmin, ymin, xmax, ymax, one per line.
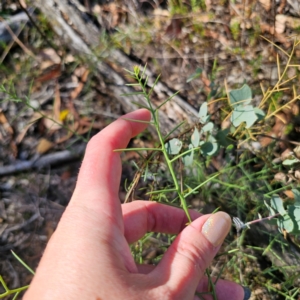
<box><xmin>176</xmin><ymin>239</ymin><xmax>208</xmax><ymax>274</ymax></box>
<box><xmin>147</xmin><ymin>285</ymin><xmax>178</xmax><ymax>300</ymax></box>
<box><xmin>85</xmin><ymin>134</ymin><xmax>99</xmax><ymax>151</ymax></box>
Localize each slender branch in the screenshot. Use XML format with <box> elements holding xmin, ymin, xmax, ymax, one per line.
<box><xmin>244</xmin><ymin>213</ymin><xmax>281</xmax><ymax>227</ymax></box>
<box><xmin>0</xmin><ymin>144</ymin><xmax>86</xmax><ymax>176</ymax></box>
<box><xmin>17</xmin><ymin>0</ymin><xmax>61</xmax><ymax>56</ymax></box>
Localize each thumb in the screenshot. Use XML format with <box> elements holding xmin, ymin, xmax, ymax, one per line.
<box><xmin>152</xmin><ymin>212</ymin><xmax>231</xmax><ymax>299</ymax></box>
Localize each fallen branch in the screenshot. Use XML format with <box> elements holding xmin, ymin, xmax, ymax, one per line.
<box><xmin>0</xmin><ymin>144</ymin><xmax>86</xmax><ymax>176</ymax></box>
<box><xmin>0</xmin><ymin>11</ymin><xmax>30</xmax><ymax>43</ymax></box>
<box><xmin>1</xmin><ymin>212</ymin><xmax>40</xmax><ymax>242</ymax></box>
<box><xmin>29</xmin><ymin>0</ymin><xmax>199</xmax><ymax>136</ymax></box>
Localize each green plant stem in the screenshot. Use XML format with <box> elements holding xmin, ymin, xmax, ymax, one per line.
<box><xmin>0</xmin><ymin>285</ymin><xmax>29</xmax><ymax>298</ymax></box>
<box><xmin>120</xmin><ymin>118</ymin><xmax>154</xmax><ymax>125</ymax></box>
<box><xmin>154</xmin><ymin>110</ymin><xmax>192</xmax><ymax>223</ymax></box>
<box><xmin>147</xmin><ymin>188</ymin><xmax>178</xmax><ymax>195</ymax></box>
<box><xmin>135</xmin><ymin>70</ymin><xmax>192</xmax><ymax>223</ymax></box>
<box><xmin>264</xmin><ymin>185</ymin><xmax>294</xmax><ymax>197</ymax></box>
<box><xmin>11</xmin><ymin>251</ymin><xmax>35</xmax><ymax>275</ymax></box>
<box><xmin>0</xmin><ymin>276</ymin><xmax>29</xmax><ymax>298</ymax></box>
<box><xmin>169</xmin><ymin>147</ymin><xmax>200</xmax><ymax>163</ymax></box>
<box><xmin>163</xmin><ymin>120</ymin><xmax>186</xmax><ymax>140</ymax></box>
<box><xmin>114</xmin><ymin>147</ymin><xmax>162</xmax><ymax>152</ymax></box>
<box><xmin>206</xmin><ymin>269</ymin><xmax>217</xmax><ymax>300</ymax></box>
<box><xmin>264</xmin><ymin>283</ymin><xmax>299</xmax><ymax>299</ymax></box>
<box><xmin>0</xmin><ymin>276</ymin><xmax>9</xmax><ymax>292</ymax></box>
<box><xmin>184</xmin><ymin>172</ymin><xmax>220</xmax><ymax>198</ymax></box>
<box><xmin>215</xmin><ymin>248</ymin><xmax>240</xmax><ymax>258</ymax></box>
<box><xmin>262</xmin><ymin>232</ymin><xmax>282</xmax><ymax>256</ymax></box>
<box><xmin>211</xmin><ymin>179</ymin><xmax>247</xmax><ymax>190</ymax></box>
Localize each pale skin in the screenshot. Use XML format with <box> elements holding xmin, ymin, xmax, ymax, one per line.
<box><xmin>24</xmin><ymin>109</ymin><xmax>245</xmax><ymax>300</ymax></box>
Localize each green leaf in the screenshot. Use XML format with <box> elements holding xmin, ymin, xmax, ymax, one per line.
<box><xmin>226</xmin><ymin>144</ymin><xmax>234</xmax><ymax>152</ymax></box>
<box><xmin>131</xmin><ymin>101</ymin><xmax>150</xmax><ymax>110</ymax></box>
<box><xmin>264</xmin><ymin>200</ymin><xmax>276</xmax><ymax>216</ymax></box>
<box><xmin>11</xmin><ymin>250</ymin><xmax>35</xmax><ymax>275</ymax></box>
<box><xmin>201</xmin><ymin>136</ymin><xmax>218</xmax><ymax>156</ymax></box>
<box><xmin>292</xmin><ymin>189</ymin><xmax>300</xmax><ymax>205</ymax></box>
<box><xmin>201</xmin><ymin>122</ymin><xmax>214</xmax><ymax>133</ymax></box>
<box><xmin>182</xmin><ymin>144</ymin><xmax>194</xmax><ymax>166</ymax></box>
<box><xmin>186</xmin><ymin>67</ymin><xmax>202</xmax><ymax>83</ymax></box>
<box><xmin>277</xmin><ymin>214</ymin><xmax>294</xmax><ymax>233</ymax></box>
<box><xmin>191</xmin><ymin>128</ymin><xmax>200</xmax><ymax>147</ymax></box>
<box><xmin>165</xmin><ymin>138</ymin><xmax>182</xmax><ymax>155</ymax></box>
<box><xmin>231</xmin><ymin>104</ymin><xmax>258</xmax><ymax>128</ymax></box>
<box><xmin>216</xmin><ymin>128</ymin><xmax>231</xmax><ymax>147</ymax></box>
<box><xmin>283</xmin><ymin>157</ymin><xmax>300</xmax><ymax>166</ymax></box>
<box><xmin>157</xmin><ymin>90</ymin><xmax>180</xmax><ymax>110</ymax></box>
<box><xmin>254</xmin><ymin>107</ymin><xmax>265</xmax><ymax>121</ymax></box>
<box><xmin>287</xmin><ymin>205</ymin><xmax>300</xmax><ymax>234</ymax></box>
<box><xmin>229</xmin><ymin>84</ymin><xmax>252</xmax><ymax>106</ymax></box>
<box><xmin>198</xmin><ymin>102</ymin><xmax>209</xmax><ymax>124</ymax></box>
<box><xmin>133</xmin><ymin>65</ymin><xmax>140</xmax><ymax>76</ymax></box>
<box><xmin>270</xmin><ymin>195</ymin><xmax>286</xmax><ymax>216</ymax></box>
<box><xmin>164</xmin><ymin>120</ymin><xmax>186</xmax><ymax>140</ymax></box>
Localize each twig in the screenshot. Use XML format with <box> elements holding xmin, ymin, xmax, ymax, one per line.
<box><xmin>0</xmin><ymin>16</ymin><xmax>35</xmax><ymax>59</ymax></box>
<box><xmin>233</xmin><ymin>213</ymin><xmax>281</xmax><ymax>232</ymax></box>
<box><xmin>17</xmin><ymin>0</ymin><xmax>61</xmax><ymax>56</ymax></box>
<box><xmin>0</xmin><ymin>144</ymin><xmax>86</xmax><ymax>177</ymax></box>
<box><xmin>0</xmin><ymin>22</ymin><xmax>25</xmax><ymax>64</ymax></box>
<box><xmin>258</xmin><ymin>133</ymin><xmax>300</xmax><ymax>146</ymax></box>
<box><xmin>1</xmin><ymin>213</ymin><xmax>40</xmax><ymax>241</ymax></box>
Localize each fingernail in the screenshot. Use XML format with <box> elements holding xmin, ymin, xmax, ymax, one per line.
<box><xmin>242</xmin><ymin>286</ymin><xmax>251</xmax><ymax>300</ymax></box>
<box><xmin>201</xmin><ymin>212</ymin><xmax>231</xmax><ymax>247</ymax></box>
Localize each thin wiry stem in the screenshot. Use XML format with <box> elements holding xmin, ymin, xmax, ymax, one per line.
<box><xmin>233</xmin><ymin>213</ymin><xmax>281</xmax><ymax>232</ymax></box>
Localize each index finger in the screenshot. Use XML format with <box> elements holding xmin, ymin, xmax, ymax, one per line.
<box><xmin>71</xmin><ymin>109</ymin><xmax>151</xmax><ymax>220</ymax></box>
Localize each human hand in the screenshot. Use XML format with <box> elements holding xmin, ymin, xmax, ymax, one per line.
<box><xmin>24</xmin><ymin>109</ymin><xmax>249</xmax><ymax>300</ymax></box>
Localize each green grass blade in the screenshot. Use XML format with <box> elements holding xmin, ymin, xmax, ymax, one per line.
<box><xmin>11</xmin><ymin>251</ymin><xmax>35</xmax><ymax>275</ymax></box>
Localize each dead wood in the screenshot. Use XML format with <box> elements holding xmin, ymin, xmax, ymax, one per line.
<box><xmin>0</xmin><ymin>144</ymin><xmax>86</xmax><ymax>176</ymax></box>
<box><xmin>0</xmin><ymin>11</ymin><xmax>30</xmax><ymax>43</ymax></box>
<box><xmin>29</xmin><ymin>0</ymin><xmax>198</xmax><ymax>137</ymax></box>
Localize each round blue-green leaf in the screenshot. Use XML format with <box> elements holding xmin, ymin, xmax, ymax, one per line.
<box><xmin>270</xmin><ymin>195</ymin><xmax>286</xmax><ymax>216</ymax></box>
<box><xmin>165</xmin><ymin>138</ymin><xmax>182</xmax><ymax>155</ymax></box>
<box><xmin>277</xmin><ymin>214</ymin><xmax>294</xmax><ymax>233</ymax></box>
<box><xmin>202</xmin><ymin>122</ymin><xmax>214</xmax><ymax>133</ymax></box>
<box><xmin>198</xmin><ymin>102</ymin><xmax>208</xmax><ymax>124</ymax></box>
<box><xmin>264</xmin><ymin>200</ymin><xmax>276</xmax><ymax>216</ymax></box>
<box><xmin>200</xmin><ymin>136</ymin><xmax>218</xmax><ymax>156</ymax></box>
<box><xmin>229</xmin><ymin>84</ymin><xmax>252</xmax><ymax>106</ymax></box>
<box><xmin>287</xmin><ymin>205</ymin><xmax>300</xmax><ymax>234</ymax></box>
<box><xmin>182</xmin><ymin>144</ymin><xmax>194</xmax><ymax>167</ymax></box>
<box><xmin>254</xmin><ymin>107</ymin><xmax>265</xmax><ymax>121</ymax></box>
<box><xmin>292</xmin><ymin>189</ymin><xmax>300</xmax><ymax>205</ymax></box>
<box><xmin>216</xmin><ymin>128</ymin><xmax>231</xmax><ymax>147</ymax></box>
<box><xmin>231</xmin><ymin>105</ymin><xmax>258</xmax><ymax>128</ymax></box>
<box><xmin>191</xmin><ymin>128</ymin><xmax>200</xmax><ymax>147</ymax></box>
